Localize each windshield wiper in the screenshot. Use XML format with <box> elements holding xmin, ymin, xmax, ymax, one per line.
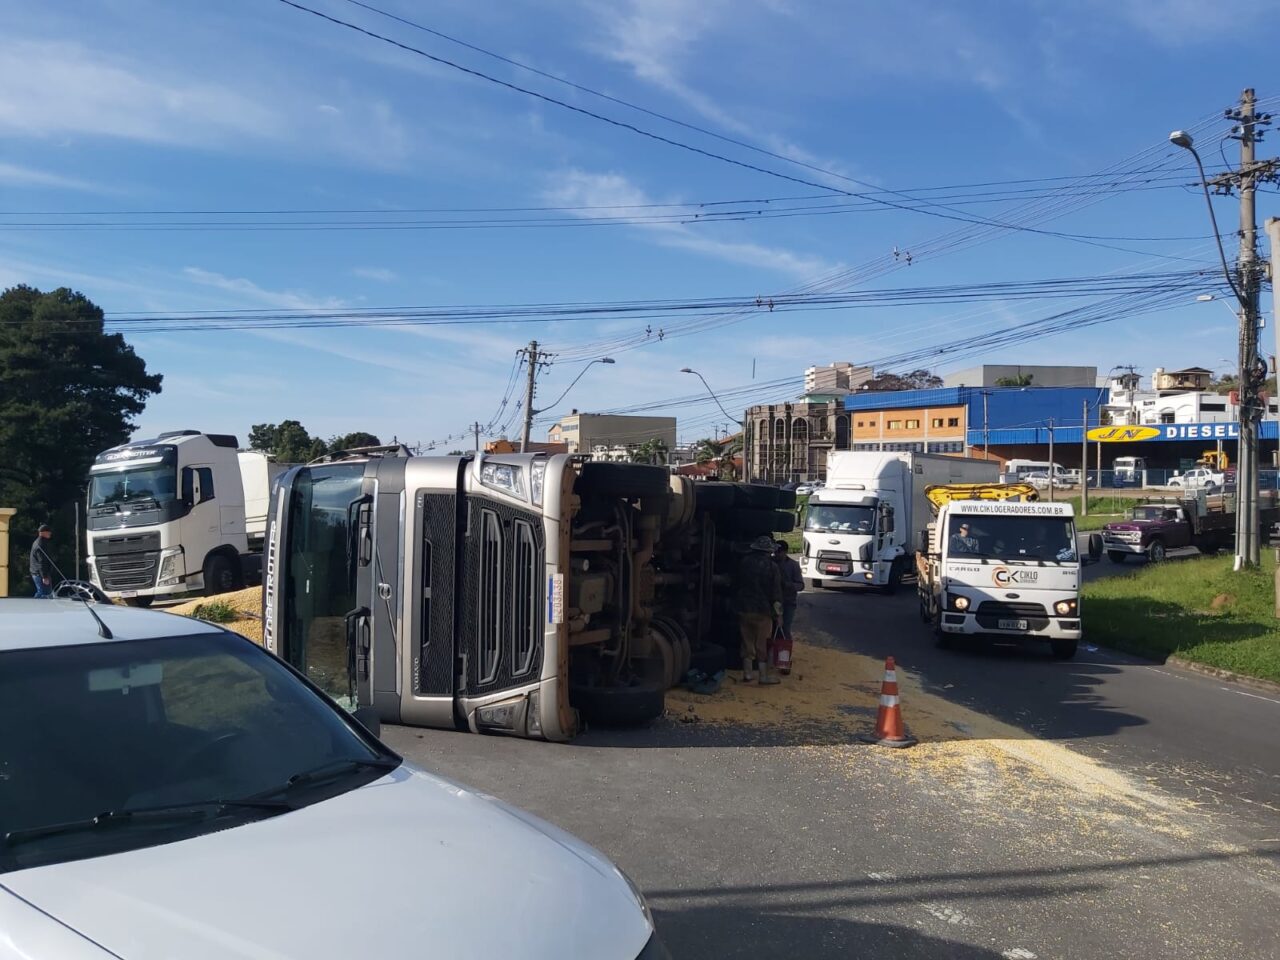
<box><xmin>3</xmin><ymin>798</ymin><xmax>292</xmax><ymax>847</ymax></box>
<box><xmin>250</xmin><ymin>756</ymin><xmax>400</xmax><ymax>800</ymax></box>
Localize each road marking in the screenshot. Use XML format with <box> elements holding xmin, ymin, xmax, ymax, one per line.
<box><xmin>1002</xmin><ymin>950</ymin><xmax>1038</xmax><ymax>959</ymax></box>
<box><xmin>1219</xmin><ymin>686</ymin><xmax>1280</xmax><ymax>706</ymax></box>
<box><xmin>866</xmin><ymin>871</ymin><xmax>897</xmax><ymax>882</ymax></box>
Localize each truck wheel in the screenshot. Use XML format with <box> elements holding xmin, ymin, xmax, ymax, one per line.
<box><xmin>122</xmin><ymin>595</ymin><xmax>154</xmax><ymax>608</ymax></box>
<box><xmin>576</xmin><ymin>462</ymin><xmax>670</xmax><ymax>499</ymax></box>
<box><xmin>732</xmin><ymin>484</ymin><xmax>780</xmax><ymax>509</ymax></box>
<box><xmin>770</xmin><ymin>510</ymin><xmax>796</xmax><ymax>534</ymax></box>
<box><xmin>204</xmin><ymin>554</ymin><xmax>236</xmax><ymax>596</ymax></box>
<box><xmin>1146</xmin><ymin>540</ymin><xmax>1166</xmax><ymax>563</ymax></box>
<box><xmin>1050</xmin><ymin>638</ymin><xmax>1078</xmax><ymax>660</ymax></box>
<box><xmin>569</xmin><ymin>679</ymin><xmax>665</xmax><ymax>727</ymax></box>
<box><xmin>719</xmin><ymin>508</ymin><xmax>787</xmax><ymax>538</ymax></box>
<box><xmin>652</xmin><ymin>616</ymin><xmax>691</xmax><ymax>683</ymax></box>
<box><xmin>775</xmin><ymin>488</ymin><xmax>798</xmax><ymax>511</ymax></box>
<box><xmin>1107</xmin><ymin>551</ymin><xmax>1127</xmax><ymax>564</ymax></box>
<box><xmin>692</xmin><ymin>482</ymin><xmax>736</xmax><ymax>512</ymax></box>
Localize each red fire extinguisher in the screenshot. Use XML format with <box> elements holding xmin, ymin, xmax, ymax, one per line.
<box><xmin>772</xmin><ymin>623</ymin><xmax>794</xmax><ymax>676</ymax></box>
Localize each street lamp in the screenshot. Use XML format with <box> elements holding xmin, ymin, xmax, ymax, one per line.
<box><xmin>679</xmin><ymin>368</ymin><xmax>743</xmax><ymax>426</ymax></box>
<box><xmin>1171</xmin><ymin>129</ymin><xmax>1257</xmax><ymax>567</ymax></box>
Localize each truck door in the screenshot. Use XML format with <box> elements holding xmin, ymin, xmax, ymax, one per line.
<box><xmin>455</xmin><ymin>459</ymin><xmax>546</xmax><ymax>734</ymax></box>
<box><xmin>266</xmin><ymin>462</ymin><xmax>366</xmax><ymax>711</ymax></box>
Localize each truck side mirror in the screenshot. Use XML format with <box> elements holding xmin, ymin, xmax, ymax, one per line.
<box><xmin>918</xmin><ymin>530</ymin><xmax>929</xmax><ymax>554</ymax></box>
<box><xmin>352</xmin><ymin>705</ymin><xmax>382</xmax><ymax>738</ymax></box>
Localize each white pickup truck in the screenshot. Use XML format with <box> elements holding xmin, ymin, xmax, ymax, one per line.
<box><xmin>1168</xmin><ymin>466</ymin><xmax>1226</xmax><ymax>490</ymax></box>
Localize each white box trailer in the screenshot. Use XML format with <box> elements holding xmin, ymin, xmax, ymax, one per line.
<box><xmin>801</xmin><ymin>451</ymin><xmax>998</xmax><ymax>591</ymax></box>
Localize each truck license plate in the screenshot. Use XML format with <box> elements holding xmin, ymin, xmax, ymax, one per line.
<box><xmin>119</xmin><ymin>590</ymin><xmax>138</xmax><ymax>598</ymax></box>
<box><xmin>998</xmin><ymin>618</ymin><xmax>1029</xmax><ymax>630</ymax></box>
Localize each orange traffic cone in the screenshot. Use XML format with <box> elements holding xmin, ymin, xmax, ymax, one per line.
<box><xmin>859</xmin><ymin>656</ymin><xmax>917</xmax><ymax>748</ymax></box>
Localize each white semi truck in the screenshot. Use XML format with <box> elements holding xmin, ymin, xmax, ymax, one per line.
<box><xmin>916</xmin><ymin>483</ymin><xmax>1102</xmax><ymax>660</ymax></box>
<box><xmin>86</xmin><ymin>431</ymin><xmax>285</xmax><ymax>605</ymax></box>
<box><xmin>801</xmin><ymin>451</ymin><xmax>998</xmax><ymax>592</ymax></box>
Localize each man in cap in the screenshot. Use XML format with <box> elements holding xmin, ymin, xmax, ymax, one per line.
<box><xmin>732</xmin><ymin>535</ymin><xmax>783</xmax><ymax>684</ymax></box>
<box><xmin>30</xmin><ymin>524</ymin><xmax>54</xmax><ymax>598</ymax></box>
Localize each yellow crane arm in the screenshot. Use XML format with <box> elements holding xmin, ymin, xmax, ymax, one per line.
<box><xmin>924</xmin><ymin>482</ymin><xmax>1041</xmax><ymax>512</ymax></box>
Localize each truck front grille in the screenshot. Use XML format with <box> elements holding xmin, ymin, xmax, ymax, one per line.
<box><xmin>93</xmin><ymin>533</ymin><xmax>161</xmax><ymax>591</ymax></box>
<box><xmin>975</xmin><ymin>600</ymin><xmax>1050</xmax><ymax>630</ymax></box>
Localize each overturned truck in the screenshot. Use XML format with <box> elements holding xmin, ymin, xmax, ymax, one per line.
<box><xmin>262</xmin><ymin>451</ymin><xmax>795</xmax><ymax>741</ymax></box>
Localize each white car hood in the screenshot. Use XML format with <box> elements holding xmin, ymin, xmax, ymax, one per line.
<box><xmin>1</xmin><ymin>764</ymin><xmax>652</xmax><ymax>960</ymax></box>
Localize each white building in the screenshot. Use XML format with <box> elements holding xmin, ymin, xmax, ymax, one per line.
<box><xmin>1102</xmin><ymin>366</ymin><xmax>1277</xmax><ymax>425</ymax></box>
<box><xmin>803</xmin><ymin>362</ymin><xmax>873</xmax><ymax>395</ymax></box>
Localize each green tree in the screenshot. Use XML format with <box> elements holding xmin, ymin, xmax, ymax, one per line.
<box><xmin>693</xmin><ymin>436</ymin><xmax>742</xmax><ymax>479</ymax></box>
<box><xmin>861</xmin><ymin>369</ymin><xmax>943</xmax><ymax>392</ymax></box>
<box><xmin>995</xmin><ymin>373</ymin><xmax>1034</xmax><ymax>386</ymax></box>
<box><xmin>328</xmin><ymin>431</ymin><xmax>382</xmax><ymax>451</ymax></box>
<box><xmin>628</xmin><ymin>437</ymin><xmax>669</xmax><ymax>465</ymax></box>
<box><xmin>0</xmin><ymin>285</ymin><xmax>162</xmax><ymax>595</ymax></box>
<box><xmin>249</xmin><ymin>420</ymin><xmax>327</xmax><ymax>463</ymax></box>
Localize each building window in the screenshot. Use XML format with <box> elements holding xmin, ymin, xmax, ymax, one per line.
<box><xmin>835</xmin><ymin>416</ymin><xmax>850</xmax><ymax>450</ymax></box>
<box><xmin>931</xmin><ymin>418</ymin><xmax>943</xmax><ymax>428</ymax></box>
<box><xmin>856</xmin><ymin>421</ymin><xmax>864</xmax><ymax>428</ymax></box>
<box><xmin>1159</xmin><ymin>410</ymin><xmax>1176</xmax><ymax>424</ymax></box>
<box><xmin>887</xmin><ymin>420</ymin><xmax>902</xmax><ymax>430</ymax></box>
<box><xmin>947</xmin><ymin>417</ymin><xmax>960</xmax><ymax>428</ymax></box>
<box><xmin>1201</xmin><ymin>402</ymin><xmax>1226</xmax><ymax>412</ymax></box>
<box><xmin>905</xmin><ymin>419</ymin><xmax>920</xmax><ymax>429</ymax></box>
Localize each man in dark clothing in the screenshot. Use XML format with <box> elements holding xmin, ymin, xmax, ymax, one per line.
<box><xmin>774</xmin><ymin>540</ymin><xmax>805</xmax><ymax>640</ymax></box>
<box><xmin>733</xmin><ymin>535</ymin><xmax>783</xmax><ymax>684</ymax></box>
<box><xmin>30</xmin><ymin>524</ymin><xmax>54</xmax><ymax>598</ymax></box>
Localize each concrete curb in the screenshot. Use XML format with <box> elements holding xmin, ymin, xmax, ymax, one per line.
<box><xmin>1163</xmin><ymin>655</ymin><xmax>1280</xmax><ymax>697</ymax></box>
<box><xmin>1096</xmin><ymin>638</ymin><xmax>1280</xmax><ymax>696</ymax></box>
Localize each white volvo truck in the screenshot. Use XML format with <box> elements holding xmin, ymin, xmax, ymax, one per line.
<box><xmin>86</xmin><ymin>431</ymin><xmax>285</xmax><ymax>605</ymax></box>
<box><xmin>801</xmin><ymin>451</ymin><xmax>998</xmax><ymax>592</ymax></box>
<box><xmin>916</xmin><ymin>483</ymin><xmax>1102</xmax><ymax>659</ymax></box>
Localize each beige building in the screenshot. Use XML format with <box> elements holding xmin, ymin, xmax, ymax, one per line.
<box><xmin>744</xmin><ymin>398</ymin><xmax>851</xmax><ymax>484</ymax></box>
<box><xmin>547</xmin><ymin>412</ymin><xmax>677</xmax><ymax>456</ymax></box>
<box><xmin>804</xmin><ymin>362</ymin><xmax>874</xmax><ymax>395</ymax></box>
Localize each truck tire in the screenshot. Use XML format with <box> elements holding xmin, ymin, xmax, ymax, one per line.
<box><xmin>770</xmin><ymin>511</ymin><xmax>796</xmax><ymax>534</ymax></box>
<box><xmin>732</xmin><ymin>484</ymin><xmax>780</xmax><ymax>509</ymax></box>
<box><xmin>1107</xmin><ymin>551</ymin><xmax>1127</xmax><ymax>564</ymax></box>
<box><xmin>652</xmin><ymin>616</ymin><xmax>691</xmax><ymax>683</ymax></box>
<box><xmin>122</xmin><ymin>595</ymin><xmax>154</xmax><ymax>608</ymax></box>
<box><xmin>692</xmin><ymin>482</ymin><xmax>736</xmax><ymax>512</ymax></box>
<box><xmin>1146</xmin><ymin>540</ymin><xmax>1166</xmax><ymax>563</ymax></box>
<box><xmin>775</xmin><ymin>488</ymin><xmax>798</xmax><ymax>511</ymax></box>
<box><xmin>1050</xmin><ymin>638</ymin><xmax>1078</xmax><ymax>660</ymax></box>
<box><xmin>569</xmin><ymin>679</ymin><xmax>665</xmax><ymax>727</ymax></box>
<box><xmin>577</xmin><ymin>462</ymin><xmax>670</xmax><ymax>499</ymax></box>
<box><xmin>204</xmin><ymin>554</ymin><xmax>236</xmax><ymax>596</ymax></box>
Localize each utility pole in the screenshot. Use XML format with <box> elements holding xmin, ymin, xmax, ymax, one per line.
<box><xmin>1207</xmin><ymin>89</ymin><xmax>1279</xmax><ymax>567</ymax></box>
<box><xmin>1081</xmin><ymin>399</ymin><xmax>1090</xmax><ymax>517</ymax></box>
<box><xmin>518</xmin><ymin>340</ymin><xmax>549</xmax><ymax>453</ymax></box>
<box><xmin>1047</xmin><ymin>418</ymin><xmax>1055</xmax><ymax>503</ymax></box>
<box><xmin>472</xmin><ymin>422</ymin><xmax>483</xmax><ymax>453</ymax></box>
<box><xmin>982</xmin><ymin>390</ymin><xmax>990</xmax><ymax>460</ymax></box>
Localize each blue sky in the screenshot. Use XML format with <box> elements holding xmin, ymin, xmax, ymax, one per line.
<box><xmin>2</xmin><ymin>0</ymin><xmax>1277</xmax><ymax>449</ymax></box>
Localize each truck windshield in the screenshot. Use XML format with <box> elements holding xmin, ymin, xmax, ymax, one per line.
<box><xmin>947</xmin><ymin>515</ymin><xmax>1077</xmax><ymax>562</ymax></box>
<box><xmin>89</xmin><ymin>465</ymin><xmax>178</xmax><ymax>507</ymax></box>
<box><xmin>1131</xmin><ymin>505</ymin><xmax>1176</xmax><ymax>521</ymax></box>
<box><xmin>806</xmin><ymin>504</ymin><xmax>874</xmax><ymax>534</ymax></box>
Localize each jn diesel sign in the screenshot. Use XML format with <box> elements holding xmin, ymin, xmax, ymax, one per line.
<box><xmin>1087</xmin><ymin>423</ymin><xmax>1240</xmax><ymax>443</ymax></box>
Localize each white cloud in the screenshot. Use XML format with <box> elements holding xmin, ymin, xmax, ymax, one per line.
<box><xmin>352</xmin><ymin>267</ymin><xmax>398</xmax><ymax>283</ymax></box>
<box><xmin>181</xmin><ymin>267</ymin><xmax>344</xmax><ymax>311</ymax></box>
<box><xmin>0</xmin><ymin>162</ymin><xmax>105</xmax><ymax>193</ymax></box>
<box><xmin>544</xmin><ymin>169</ymin><xmax>837</xmax><ymax>279</ymax></box>
<box><xmin>0</xmin><ymin>39</ymin><xmax>410</xmax><ymax>167</ymax></box>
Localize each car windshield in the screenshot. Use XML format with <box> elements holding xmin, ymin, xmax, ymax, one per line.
<box><xmin>805</xmin><ymin>504</ymin><xmax>874</xmax><ymax>534</ymax></box>
<box><xmin>89</xmin><ymin>465</ymin><xmax>177</xmax><ymax>507</ymax></box>
<box><xmin>0</xmin><ymin>632</ymin><xmax>397</xmax><ymax>874</ymax></box>
<box><xmin>1131</xmin><ymin>505</ymin><xmax>1175</xmax><ymax>521</ymax></box>
<box><xmin>946</xmin><ymin>515</ymin><xmax>1077</xmax><ymax>562</ymax></box>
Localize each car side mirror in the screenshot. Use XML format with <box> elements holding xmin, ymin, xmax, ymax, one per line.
<box><xmin>858</xmin><ymin>541</ymin><xmax>873</xmax><ymax>562</ymax></box>
<box><xmin>352</xmin><ymin>706</ymin><xmax>382</xmax><ymax>738</ymax></box>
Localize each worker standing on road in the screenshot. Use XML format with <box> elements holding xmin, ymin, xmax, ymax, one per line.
<box><xmin>774</xmin><ymin>539</ymin><xmax>804</xmax><ymax>641</ymax></box>
<box><xmin>30</xmin><ymin>524</ymin><xmax>54</xmax><ymax>598</ymax></box>
<box><xmin>733</xmin><ymin>536</ymin><xmax>783</xmax><ymax>685</ymax></box>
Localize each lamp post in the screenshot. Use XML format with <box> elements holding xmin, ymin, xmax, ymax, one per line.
<box><xmin>1170</xmin><ymin>128</ymin><xmax>1260</xmax><ymax>568</ymax></box>
<box><xmin>679</xmin><ymin>368</ymin><xmax>743</xmax><ymax>427</ymax></box>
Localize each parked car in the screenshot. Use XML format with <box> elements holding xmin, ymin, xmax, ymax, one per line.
<box><xmin>795</xmin><ymin>482</ymin><xmax>823</xmax><ymax>496</ymax></box>
<box><xmin>1023</xmin><ymin>471</ymin><xmax>1075</xmax><ymax>490</ymax></box>
<box><xmin>1168</xmin><ymin>466</ymin><xmax>1224</xmax><ymax>490</ymax></box>
<box><xmin>0</xmin><ymin>601</ymin><xmax>667</xmax><ymax>960</ymax></box>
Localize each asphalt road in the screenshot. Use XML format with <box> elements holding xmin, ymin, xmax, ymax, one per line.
<box><xmin>382</xmin><ymin>581</ymin><xmax>1279</xmax><ymax>960</ymax></box>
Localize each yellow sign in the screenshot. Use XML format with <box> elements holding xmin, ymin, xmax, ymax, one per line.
<box><xmin>1086</xmin><ymin>426</ymin><xmax>1161</xmax><ymax>443</ymax></box>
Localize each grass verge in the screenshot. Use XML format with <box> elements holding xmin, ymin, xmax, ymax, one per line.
<box><xmin>1083</xmin><ymin>553</ymin><xmax>1280</xmax><ymax>683</ymax></box>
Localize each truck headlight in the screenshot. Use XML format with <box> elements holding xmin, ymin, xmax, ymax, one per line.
<box><xmin>529</xmin><ymin>459</ymin><xmax>547</xmax><ymax>506</ymax></box>
<box><xmin>157</xmin><ymin>546</ymin><xmax>184</xmax><ymax>585</ymax></box>
<box><xmin>951</xmin><ymin>594</ymin><xmax>970</xmax><ymax>611</ymax></box>
<box><xmin>481</xmin><ymin>462</ymin><xmax>525</xmax><ymax>498</ymax></box>
<box><xmin>1054</xmin><ymin>599</ymin><xmax>1077</xmax><ymax>616</ymax></box>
